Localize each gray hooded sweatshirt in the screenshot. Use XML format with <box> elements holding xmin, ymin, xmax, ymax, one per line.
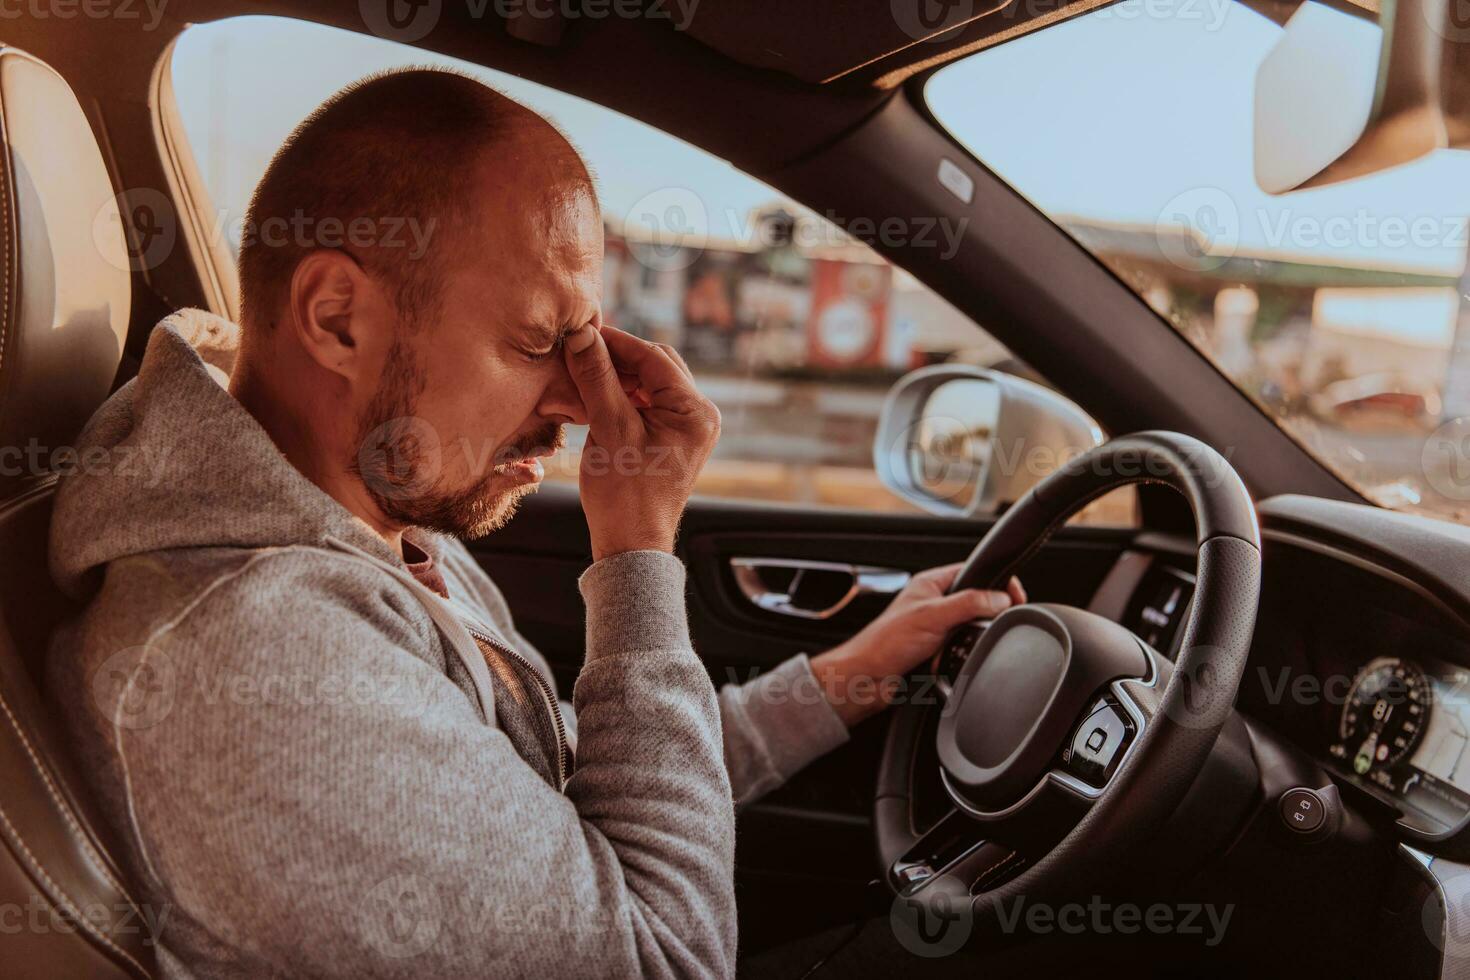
<box><xmin>46</xmin><ymin>310</ymin><xmax>851</xmax><ymax>979</ymax></box>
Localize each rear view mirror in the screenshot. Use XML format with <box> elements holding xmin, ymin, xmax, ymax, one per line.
<box><xmin>1254</xmin><ymin>0</ymin><xmax>1469</xmax><ymax>193</ymax></box>
<box><xmin>873</xmin><ymin>365</ymin><xmax>1102</xmax><ymax>519</ymax></box>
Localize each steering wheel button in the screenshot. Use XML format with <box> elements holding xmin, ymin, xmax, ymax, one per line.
<box><xmin>1065</xmin><ymin>700</ymin><xmax>1133</xmax><ymax>786</ymax></box>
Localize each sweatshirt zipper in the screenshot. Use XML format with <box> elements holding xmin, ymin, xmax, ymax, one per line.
<box><xmin>464</xmin><ymin>622</ymin><xmax>568</xmax><ymax>788</ymax></box>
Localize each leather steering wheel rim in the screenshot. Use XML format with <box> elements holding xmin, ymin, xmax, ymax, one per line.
<box><xmin>874</xmin><ymin>431</ymin><xmax>1262</xmax><ymax>917</ymax></box>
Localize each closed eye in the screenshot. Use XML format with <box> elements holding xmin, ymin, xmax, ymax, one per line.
<box><xmin>523</xmin><ymin>335</ymin><xmax>566</xmax><ymax>363</ymax></box>
<box><xmin>523</xmin><ymin>327</ymin><xmax>573</xmax><ymax>363</ymax></box>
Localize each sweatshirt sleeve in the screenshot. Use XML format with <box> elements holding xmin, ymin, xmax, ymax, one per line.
<box><xmin>109</xmin><ymin>548</ymin><xmax>735</xmax><ymax>979</ymax></box>
<box><xmin>439</xmin><ymin>535</ymin><xmax>848</xmax><ymax>807</ymax></box>
<box><xmin>718</xmin><ymin>654</ymin><xmax>851</xmax><ymax>807</ymax></box>
<box><xmin>581</xmin><ymin>551</ymin><xmax>850</xmax><ymax>808</ymax></box>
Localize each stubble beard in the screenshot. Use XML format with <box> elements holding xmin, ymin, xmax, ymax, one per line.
<box><xmin>351</xmin><ymin>335</ymin><xmax>563</xmax><ymax>540</ymax></box>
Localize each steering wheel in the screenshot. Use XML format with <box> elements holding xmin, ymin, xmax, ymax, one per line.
<box><xmin>875</xmin><ymin>431</ymin><xmax>1261</xmax><ymax>925</ymax></box>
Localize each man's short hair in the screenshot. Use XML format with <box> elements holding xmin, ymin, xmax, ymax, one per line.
<box><xmin>238</xmin><ymin>68</ymin><xmax>552</xmax><ymax>330</ymax></box>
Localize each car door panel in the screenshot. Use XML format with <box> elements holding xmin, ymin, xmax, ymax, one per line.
<box><xmin>470</xmin><ymin>485</ymin><xmax>1133</xmax><ymax>679</ymax></box>
<box><xmin>685</xmin><ymin>525</ymin><xmax>1130</xmax><ymax>660</ymax></box>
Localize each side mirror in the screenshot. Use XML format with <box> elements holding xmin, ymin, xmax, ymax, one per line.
<box><xmin>1255</xmin><ymin>0</ymin><xmax>1469</xmax><ymax>193</ymax></box>
<box><xmin>873</xmin><ymin>365</ymin><xmax>1102</xmax><ymax>519</ymax></box>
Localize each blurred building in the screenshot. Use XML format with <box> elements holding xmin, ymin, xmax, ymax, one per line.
<box><xmin>601</xmin><ymin>205</ymin><xmax>995</xmax><ymax>376</ymax></box>
<box><xmin>592</xmin><ymin>203</ymin><xmax>1010</xmax><ymax>509</ymax></box>
<box><xmin>1064</xmin><ymin>215</ymin><xmax>1463</xmax><ymax>430</ymax></box>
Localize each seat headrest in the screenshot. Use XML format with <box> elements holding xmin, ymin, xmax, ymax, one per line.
<box><xmin>0</xmin><ymin>47</ymin><xmax>129</xmax><ymax>494</ymax></box>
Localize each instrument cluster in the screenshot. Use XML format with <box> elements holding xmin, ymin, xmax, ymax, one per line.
<box><xmin>1326</xmin><ymin>655</ymin><xmax>1470</xmax><ymax>829</ymax></box>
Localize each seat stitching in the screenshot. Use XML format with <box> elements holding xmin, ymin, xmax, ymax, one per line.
<box><xmin>0</xmin><ymin>682</ymin><xmax>134</xmax><ymax>899</ymax></box>
<box><xmin>0</xmin><ymin>73</ymin><xmax>12</xmax><ymax>380</ymax></box>
<box><xmin>0</xmin><ymin>798</ymin><xmax>150</xmax><ymax>978</ymax></box>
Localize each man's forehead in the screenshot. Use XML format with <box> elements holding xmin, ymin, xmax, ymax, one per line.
<box><xmin>463</xmin><ymin>169</ymin><xmax>601</xmax><ymax>254</ymax></box>
<box><xmin>444</xmin><ymin>151</ymin><xmax>602</xmax><ymax>337</ymax></box>
<box><xmin>458</xmin><ymin>244</ymin><xmax>600</xmax><ymax>342</ymax></box>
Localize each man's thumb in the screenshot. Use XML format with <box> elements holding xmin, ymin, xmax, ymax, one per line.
<box><xmin>564</xmin><ymin>324</ymin><xmax>630</xmax><ymax>429</ymax></box>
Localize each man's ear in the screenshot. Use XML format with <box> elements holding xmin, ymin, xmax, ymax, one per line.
<box><xmin>286</xmin><ymin>250</ymin><xmax>390</xmax><ymax>383</ymax></box>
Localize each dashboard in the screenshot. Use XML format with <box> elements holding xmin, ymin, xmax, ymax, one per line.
<box><xmin>893</xmin><ymin>493</ymin><xmax>1468</xmax><ymax>975</ymax></box>
<box><xmin>916</xmin><ymin>493</ymin><xmax>1470</xmax><ymax>978</ymax></box>
<box><xmin>1246</xmin><ymin>540</ymin><xmax>1470</xmax><ymax>840</ymax></box>
<box><xmin>1098</xmin><ymin>499</ymin><xmax>1470</xmax><ymax>847</ymax></box>
<box><xmin>1238</xmin><ymin>538</ymin><xmax>1470</xmax><ymax>839</ymax></box>
<box><xmin>1327</xmin><ymin>653</ymin><xmax>1470</xmax><ymax>829</ymax></box>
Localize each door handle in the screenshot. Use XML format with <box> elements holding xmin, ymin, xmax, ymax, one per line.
<box><xmin>729</xmin><ymin>557</ymin><xmax>910</xmax><ymax>620</ymax></box>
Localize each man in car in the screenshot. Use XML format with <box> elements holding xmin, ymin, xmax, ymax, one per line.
<box><xmin>47</xmin><ymin>68</ymin><xmax>1021</xmax><ymax>977</ymax></box>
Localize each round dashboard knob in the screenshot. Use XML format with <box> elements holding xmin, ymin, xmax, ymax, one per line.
<box><xmin>1280</xmin><ymin>788</ymin><xmax>1326</xmax><ymax>834</ymax></box>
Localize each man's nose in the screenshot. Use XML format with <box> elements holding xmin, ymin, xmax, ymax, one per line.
<box><xmin>536</xmin><ymin>360</ymin><xmax>589</xmax><ymax>426</ymax></box>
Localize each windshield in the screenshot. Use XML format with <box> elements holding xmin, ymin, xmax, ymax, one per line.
<box><xmin>927</xmin><ymin>0</ymin><xmax>1470</xmax><ymax>524</ymax></box>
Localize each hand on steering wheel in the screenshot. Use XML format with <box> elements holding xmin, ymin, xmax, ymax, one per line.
<box><xmin>809</xmin><ymin>566</ymin><xmax>1026</xmax><ymax>727</ymax></box>
<box><xmin>878</xmin><ymin>431</ymin><xmax>1261</xmax><ymax>945</ymax></box>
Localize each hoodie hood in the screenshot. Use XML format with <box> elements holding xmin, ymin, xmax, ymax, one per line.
<box><xmin>49</xmin><ymin>308</ymin><xmax>401</xmax><ymax>599</ymax></box>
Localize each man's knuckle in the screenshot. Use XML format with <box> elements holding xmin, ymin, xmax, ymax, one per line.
<box><xmin>612</xmin><ymin>415</ymin><xmax>640</xmax><ymax>442</ymax></box>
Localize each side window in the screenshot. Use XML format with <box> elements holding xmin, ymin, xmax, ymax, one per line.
<box><xmin>168</xmin><ymin>16</ymin><xmax>1135</xmax><ymax>526</ymax></box>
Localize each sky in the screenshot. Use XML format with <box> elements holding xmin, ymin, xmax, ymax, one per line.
<box><xmin>927</xmin><ymin>0</ymin><xmax>1470</xmax><ymax>276</ymax></box>
<box><xmin>172</xmin><ymin>1</ymin><xmax>1470</xmax><ymax>277</ymax></box>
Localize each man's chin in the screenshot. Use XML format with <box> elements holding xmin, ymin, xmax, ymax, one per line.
<box><xmin>444</xmin><ymin>480</ymin><xmax>539</xmax><ymax>541</ymax></box>
<box><xmin>384</xmin><ymin>475</ymin><xmax>539</xmax><ymax>542</ymax></box>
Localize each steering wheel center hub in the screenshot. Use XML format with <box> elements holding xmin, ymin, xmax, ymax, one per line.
<box><xmin>937</xmin><ymin>605</ymin><xmax>1150</xmax><ymax>811</ymax></box>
